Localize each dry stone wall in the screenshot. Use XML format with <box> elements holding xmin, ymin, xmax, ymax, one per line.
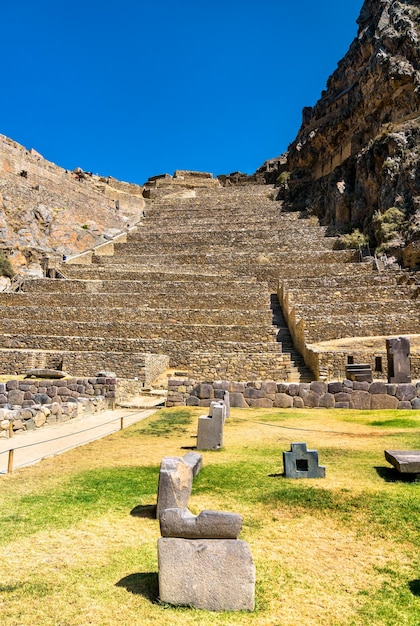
<box><xmin>166</xmin><ymin>378</ymin><xmax>420</xmax><ymax>410</ymax></box>
<box><xmin>0</xmin><ymin>375</ymin><xmax>116</xmax><ymax>438</ymax></box>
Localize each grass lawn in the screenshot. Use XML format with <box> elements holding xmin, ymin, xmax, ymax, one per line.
<box><xmin>0</xmin><ymin>406</ymin><xmax>419</xmax><ymax>625</ymax></box>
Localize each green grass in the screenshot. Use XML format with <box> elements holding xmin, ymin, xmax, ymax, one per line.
<box><xmin>1</xmin><ymin>406</ymin><xmax>420</xmax><ymax>625</ymax></box>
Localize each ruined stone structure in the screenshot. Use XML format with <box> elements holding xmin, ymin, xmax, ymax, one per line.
<box><xmin>0</xmin><ymin>169</ymin><xmax>418</xmax><ymax>384</ymax></box>
<box><xmin>0</xmin><ymin>134</ymin><xmax>144</xmax><ymax>276</ymax></box>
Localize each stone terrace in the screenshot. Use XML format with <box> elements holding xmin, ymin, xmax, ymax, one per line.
<box><xmin>3</xmin><ymin>179</ymin><xmax>419</xmax><ymax>384</ymax></box>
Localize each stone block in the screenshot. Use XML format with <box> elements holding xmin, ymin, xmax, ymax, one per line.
<box><xmin>385</xmin><ymin>450</ymin><xmax>420</xmax><ymax>475</ymax></box>
<box><xmin>353</xmin><ymin>381</ymin><xmax>370</xmax><ymax>391</ymax></box>
<box><xmin>213</xmin><ymin>380</ymin><xmax>229</xmax><ymax>391</ymax></box>
<box><xmin>369</xmin><ymin>382</ymin><xmax>388</xmax><ymax>395</ymax></box>
<box><xmin>197</xmin><ymin>403</ymin><xmax>225</xmax><ymax>450</ymax></box>
<box><xmin>319</xmin><ymin>393</ymin><xmax>335</xmax><ymax>408</ymax></box>
<box><xmin>328</xmin><ymin>382</ymin><xmax>342</xmax><ymax>394</ymax></box>
<box><xmin>343</xmin><ymin>379</ymin><xmax>354</xmax><ymax>389</ymax></box>
<box><xmin>34</xmin><ymin>393</ymin><xmax>50</xmax><ymax>405</ymax></box>
<box><xmin>310</xmin><ymin>381</ymin><xmax>327</xmax><ymax>395</ymax></box>
<box><xmin>386</xmin><ymin>336</ymin><xmax>411</xmax><ymax>383</ymax></box>
<box><xmin>6</xmin><ymin>380</ymin><xmax>18</xmax><ymax>390</ymax></box>
<box><xmin>229</xmin><ymin>392</ymin><xmax>248</xmax><ymax>408</ymax></box>
<box><xmin>195</xmin><ymin>384</ymin><xmax>214</xmax><ymax>400</ymax></box>
<box><xmin>261</xmin><ymin>381</ymin><xmax>278</xmax><ymax>395</ymax></box>
<box><xmin>182</xmin><ymin>452</ymin><xmax>203</xmax><ymax>478</ymax></box>
<box><xmin>351</xmin><ymin>390</ymin><xmax>371</xmax><ymax>410</ymax></box>
<box><xmin>244</xmin><ymin>387</ymin><xmax>264</xmax><ymax>399</ymax></box>
<box><xmin>159</xmin><ymin>508</ymin><xmax>242</xmax><ymax>539</ymax></box>
<box><xmin>283</xmin><ymin>442</ymin><xmax>326</xmax><ymax>479</ymax></box>
<box><xmin>247</xmin><ymin>398</ymin><xmax>273</xmax><ymax>408</ymax></box>
<box><xmin>371</xmin><ymin>394</ymin><xmax>398</xmax><ymax>410</ymax></box>
<box><xmin>230</xmin><ymin>382</ymin><xmax>245</xmax><ymax>393</ymax></box>
<box><xmin>397</xmin><ymin>401</ymin><xmax>412</xmax><ymax>410</ymax></box>
<box><xmin>8</xmin><ymin>390</ymin><xmax>25</xmax><ymax>405</ymax></box>
<box><xmin>274</xmin><ymin>393</ymin><xmax>293</xmax><ymax>409</ymax></box>
<box><xmin>158</xmin><ymin>538</ymin><xmax>255</xmax><ymax>611</ymax></box>
<box><xmin>156</xmin><ymin>456</ymin><xmax>193</xmax><ymax>519</ymax></box>
<box><xmin>335</xmin><ymin>402</ymin><xmax>350</xmax><ymax>409</ymax></box>
<box><xmin>277</xmin><ymin>383</ymin><xmax>289</xmax><ymax>394</ymax></box>
<box><xmin>293</xmin><ymin>396</ymin><xmax>305</xmax><ymax>408</ymax></box>
<box><xmin>411</xmin><ymin>398</ymin><xmax>420</xmax><ymax>409</ymax></box>
<box><xmin>386</xmin><ymin>384</ymin><xmax>398</xmax><ymax>396</ymax></box>
<box><xmin>186</xmin><ymin>395</ymin><xmax>200</xmax><ymax>406</ymax></box>
<box><xmin>335</xmin><ymin>392</ymin><xmax>353</xmax><ymax>404</ymax></box>
<box><xmin>288</xmin><ymin>383</ymin><xmax>300</xmax><ymax>396</ymax></box>
<box><xmin>396</xmin><ymin>384</ymin><xmax>416</xmax><ymax>402</ymax></box>
<box><xmin>303</xmin><ymin>391</ymin><xmax>320</xmax><ymax>408</ymax></box>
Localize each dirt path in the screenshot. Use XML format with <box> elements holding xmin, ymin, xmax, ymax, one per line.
<box><xmin>0</xmin><ymin>406</ymin><xmax>156</xmax><ymax>474</ymax></box>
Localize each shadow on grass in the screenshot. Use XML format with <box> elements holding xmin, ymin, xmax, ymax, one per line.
<box><xmin>116</xmin><ymin>572</ymin><xmax>159</xmax><ymax>601</ymax></box>
<box><xmin>409</xmin><ymin>580</ymin><xmax>420</xmax><ymax>596</ymax></box>
<box><xmin>130</xmin><ymin>504</ymin><xmax>157</xmax><ymax>518</ymax></box>
<box><xmin>375</xmin><ymin>466</ymin><xmax>419</xmax><ymax>483</ymax></box>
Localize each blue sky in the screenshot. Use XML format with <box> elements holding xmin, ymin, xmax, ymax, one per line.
<box><xmin>1</xmin><ymin>1</ymin><xmax>361</xmax><ymax>185</ymax></box>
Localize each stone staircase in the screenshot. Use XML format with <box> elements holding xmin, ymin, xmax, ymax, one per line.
<box><xmin>2</xmin><ymin>178</ymin><xmax>417</xmax><ymax>384</ymax></box>
<box><xmin>270</xmin><ymin>294</ymin><xmax>313</xmax><ymax>382</ymax></box>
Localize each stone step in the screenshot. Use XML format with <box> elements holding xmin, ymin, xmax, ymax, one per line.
<box><xmin>0</xmin><ymin>305</ymin><xmax>273</xmax><ymax>326</ymax></box>
<box><xmin>0</xmin><ymin>291</ymin><xmax>271</xmax><ymax>311</ymax></box>
<box><xmin>0</xmin><ymin>319</ymin><xmax>279</xmax><ymax>343</ymax></box>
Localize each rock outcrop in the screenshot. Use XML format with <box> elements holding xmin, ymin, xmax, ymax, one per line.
<box><xmin>0</xmin><ymin>134</ymin><xmax>145</xmax><ymax>276</ymax></box>
<box><xmin>286</xmin><ymin>0</ymin><xmax>420</xmax><ymax>266</ymax></box>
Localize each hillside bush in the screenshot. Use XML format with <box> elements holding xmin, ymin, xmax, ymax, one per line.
<box><xmin>373</xmin><ymin>207</ymin><xmax>407</xmax><ymax>251</ymax></box>
<box><xmin>336</xmin><ymin>228</ymin><xmax>369</xmax><ymax>249</ymax></box>
<box><xmin>0</xmin><ymin>253</ymin><xmax>14</xmax><ymax>278</ymax></box>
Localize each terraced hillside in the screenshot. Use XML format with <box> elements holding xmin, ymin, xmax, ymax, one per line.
<box><xmin>2</xmin><ymin>180</ymin><xmax>419</xmax><ymax>384</ymax></box>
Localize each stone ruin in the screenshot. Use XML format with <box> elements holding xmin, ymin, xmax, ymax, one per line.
<box><xmin>196</xmin><ymin>400</ymin><xmax>227</xmax><ymax>451</ymax></box>
<box><xmin>386</xmin><ymin>336</ymin><xmax>411</xmax><ymax>384</ymax></box>
<box><xmin>155</xmin><ymin>452</ymin><xmax>255</xmax><ymax>611</ymax></box>
<box><xmin>283</xmin><ymin>442</ymin><xmax>326</xmax><ymax>479</ymax></box>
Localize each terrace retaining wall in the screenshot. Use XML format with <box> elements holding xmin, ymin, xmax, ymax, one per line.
<box><xmin>166</xmin><ymin>378</ymin><xmax>420</xmax><ymax>410</ymax></box>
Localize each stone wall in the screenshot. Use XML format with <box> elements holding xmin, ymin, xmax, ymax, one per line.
<box><xmin>0</xmin><ymin>349</ymin><xmax>169</xmax><ymax>383</ymax></box>
<box><xmin>166</xmin><ymin>378</ymin><xmax>420</xmax><ymax>410</ymax></box>
<box><xmin>305</xmin><ymin>346</ymin><xmax>420</xmax><ymax>383</ymax></box>
<box><xmin>186</xmin><ymin>349</ymin><xmax>292</xmax><ymax>382</ymax></box>
<box><xmin>0</xmin><ymin>375</ymin><xmax>116</xmax><ymax>438</ymax></box>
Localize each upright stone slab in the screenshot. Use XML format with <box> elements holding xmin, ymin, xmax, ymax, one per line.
<box><xmin>386</xmin><ymin>336</ymin><xmax>411</xmax><ymax>383</ymax></box>
<box><xmin>158</xmin><ymin>538</ymin><xmax>255</xmax><ymax>611</ymax></box>
<box><xmin>156</xmin><ymin>456</ymin><xmax>193</xmax><ymax>519</ymax></box>
<box><xmin>283</xmin><ymin>442</ymin><xmax>326</xmax><ymax>479</ymax></box>
<box><xmin>197</xmin><ymin>402</ymin><xmax>226</xmax><ymax>450</ymax></box>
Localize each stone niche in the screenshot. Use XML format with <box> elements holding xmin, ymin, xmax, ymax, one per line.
<box><xmin>283</xmin><ymin>442</ymin><xmax>326</xmax><ymax>479</ymax></box>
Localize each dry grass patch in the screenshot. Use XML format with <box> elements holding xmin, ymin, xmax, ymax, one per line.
<box><xmin>0</xmin><ymin>406</ymin><xmax>420</xmax><ymax>625</ymax></box>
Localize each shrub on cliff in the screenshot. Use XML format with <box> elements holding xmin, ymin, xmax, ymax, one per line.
<box><xmin>373</xmin><ymin>207</ymin><xmax>407</xmax><ymax>252</ymax></box>
<box><xmin>0</xmin><ymin>253</ymin><xmax>14</xmax><ymax>279</ymax></box>
<box><xmin>336</xmin><ymin>228</ymin><xmax>369</xmax><ymax>250</ymax></box>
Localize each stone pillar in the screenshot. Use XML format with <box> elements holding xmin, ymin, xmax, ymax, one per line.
<box><xmin>386</xmin><ymin>336</ymin><xmax>411</xmax><ymax>383</ymax></box>
<box><xmin>196</xmin><ymin>402</ymin><xmax>226</xmax><ymax>450</ymax></box>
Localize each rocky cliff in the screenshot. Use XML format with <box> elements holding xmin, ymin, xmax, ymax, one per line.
<box><xmin>0</xmin><ymin>134</ymin><xmax>145</xmax><ymax>277</ymax></box>
<box><xmin>286</xmin><ymin>0</ymin><xmax>420</xmax><ymax>267</ymax></box>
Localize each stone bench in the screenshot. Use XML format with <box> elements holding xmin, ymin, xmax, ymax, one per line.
<box><xmin>384</xmin><ymin>450</ymin><xmax>420</xmax><ymax>481</ymax></box>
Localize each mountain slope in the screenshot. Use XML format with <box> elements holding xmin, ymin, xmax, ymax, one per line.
<box><xmin>285</xmin><ymin>0</ymin><xmax>420</xmax><ymax>266</ymax></box>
